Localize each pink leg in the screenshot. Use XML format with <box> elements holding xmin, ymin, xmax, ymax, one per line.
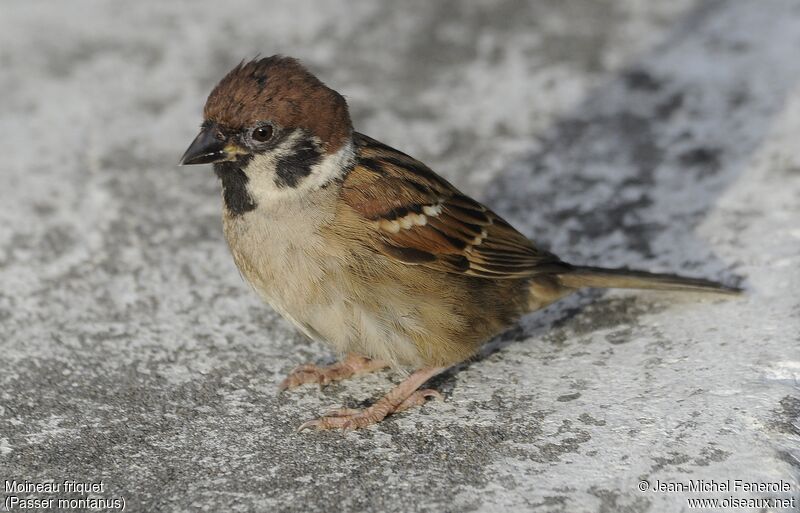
<box><xmin>298</xmin><ymin>367</ymin><xmax>446</xmax><ymax>431</ymax></box>
<box><xmin>279</xmin><ymin>354</ymin><xmax>389</xmax><ymax>391</ymax></box>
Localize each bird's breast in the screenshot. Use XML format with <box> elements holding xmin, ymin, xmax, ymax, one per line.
<box><xmin>221</xmin><ymin>194</ymin><xmax>337</xmax><ymax>304</ymax></box>
<box><xmin>218</xmin><ymin>196</ymin><xmax>430</xmax><ymax>367</ymax></box>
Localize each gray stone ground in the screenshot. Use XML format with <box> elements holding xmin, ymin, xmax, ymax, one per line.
<box><xmin>1</xmin><ymin>0</ymin><xmax>799</xmax><ymax>511</ymax></box>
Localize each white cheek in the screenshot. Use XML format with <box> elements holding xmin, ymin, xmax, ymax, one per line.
<box><xmin>242</xmin><ymin>153</ymin><xmax>287</xmax><ymax>203</ymax></box>
<box><xmin>243</xmin><ymin>139</ymin><xmax>355</xmax><ymax>204</ymax></box>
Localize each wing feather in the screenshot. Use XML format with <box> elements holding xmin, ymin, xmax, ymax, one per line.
<box><xmin>341</xmin><ymin>133</ymin><xmax>570</xmax><ymax>278</ymax></box>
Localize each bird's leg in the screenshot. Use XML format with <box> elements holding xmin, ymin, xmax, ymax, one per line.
<box><xmin>298</xmin><ymin>366</ymin><xmax>446</xmax><ymax>431</ymax></box>
<box><xmin>279</xmin><ymin>354</ymin><xmax>388</xmax><ymax>391</ymax></box>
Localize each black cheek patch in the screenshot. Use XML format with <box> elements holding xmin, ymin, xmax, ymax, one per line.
<box><xmin>214</xmin><ymin>159</ymin><xmax>257</xmax><ymax>216</ymax></box>
<box><xmin>274</xmin><ymin>138</ymin><xmax>323</xmax><ymax>188</ymax></box>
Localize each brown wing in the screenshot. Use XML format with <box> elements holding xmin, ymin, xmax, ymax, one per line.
<box><xmin>341</xmin><ymin>133</ymin><xmax>570</xmax><ymax>279</ymax></box>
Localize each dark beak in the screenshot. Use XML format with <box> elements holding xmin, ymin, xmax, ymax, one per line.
<box><xmin>179</xmin><ymin>126</ymin><xmax>227</xmax><ymax>165</ymax></box>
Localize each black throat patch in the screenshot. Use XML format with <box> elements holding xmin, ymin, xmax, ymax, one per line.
<box><xmin>274</xmin><ymin>137</ymin><xmax>323</xmax><ymax>188</ymax></box>
<box><xmin>214</xmin><ymin>159</ymin><xmax>256</xmax><ymax>216</ymax></box>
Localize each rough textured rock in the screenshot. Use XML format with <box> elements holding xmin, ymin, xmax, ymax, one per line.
<box><xmin>1</xmin><ymin>0</ymin><xmax>798</xmax><ymax>511</ymax></box>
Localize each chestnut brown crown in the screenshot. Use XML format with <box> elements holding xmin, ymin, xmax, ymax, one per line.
<box><xmin>204</xmin><ymin>56</ymin><xmax>353</xmax><ymax>152</ymax></box>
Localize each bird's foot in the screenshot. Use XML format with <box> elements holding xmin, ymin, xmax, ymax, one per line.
<box><xmin>297</xmin><ymin>367</ymin><xmax>446</xmax><ymax>431</ymax></box>
<box><xmin>298</xmin><ymin>389</ymin><xmax>443</xmax><ymax>431</ymax></box>
<box><xmin>278</xmin><ymin>354</ymin><xmax>387</xmax><ymax>391</ymax></box>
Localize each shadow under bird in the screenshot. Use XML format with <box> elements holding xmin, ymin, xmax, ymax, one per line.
<box><xmin>179</xmin><ymin>56</ymin><xmax>740</xmax><ymax>431</ymax></box>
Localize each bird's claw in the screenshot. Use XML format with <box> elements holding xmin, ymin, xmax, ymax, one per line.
<box><xmin>297</xmin><ymin>389</ymin><xmax>443</xmax><ymax>432</ymax></box>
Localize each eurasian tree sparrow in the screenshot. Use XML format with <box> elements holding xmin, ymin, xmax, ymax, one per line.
<box><xmin>180</xmin><ymin>56</ymin><xmax>739</xmax><ymax>431</ymax></box>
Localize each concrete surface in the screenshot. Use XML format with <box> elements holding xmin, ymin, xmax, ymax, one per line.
<box><xmin>1</xmin><ymin>0</ymin><xmax>799</xmax><ymax>511</ymax></box>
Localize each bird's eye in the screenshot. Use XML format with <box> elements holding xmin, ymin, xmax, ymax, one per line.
<box><xmin>252</xmin><ymin>125</ymin><xmax>274</xmax><ymax>143</ymax></box>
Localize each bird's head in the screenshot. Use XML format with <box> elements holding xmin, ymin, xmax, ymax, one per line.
<box><xmin>180</xmin><ymin>56</ymin><xmax>354</xmax><ymax>214</ymax></box>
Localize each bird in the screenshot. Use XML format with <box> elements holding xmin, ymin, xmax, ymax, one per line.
<box><xmin>179</xmin><ymin>55</ymin><xmax>740</xmax><ymax>431</ymax></box>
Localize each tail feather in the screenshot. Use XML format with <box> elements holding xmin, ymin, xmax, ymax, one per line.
<box><xmin>557</xmin><ymin>266</ymin><xmax>742</xmax><ymax>295</ymax></box>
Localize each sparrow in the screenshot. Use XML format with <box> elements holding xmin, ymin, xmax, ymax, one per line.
<box><xmin>180</xmin><ymin>56</ymin><xmax>740</xmax><ymax>431</ymax></box>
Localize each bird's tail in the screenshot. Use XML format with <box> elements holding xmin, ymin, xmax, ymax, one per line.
<box><xmin>556</xmin><ymin>266</ymin><xmax>742</xmax><ymax>295</ymax></box>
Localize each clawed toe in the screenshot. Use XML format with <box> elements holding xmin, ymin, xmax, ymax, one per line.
<box><xmin>395</xmin><ymin>388</ymin><xmax>443</xmax><ymax>413</ymax></box>
<box><xmin>297</xmin><ymin>411</ymin><xmax>381</xmax><ymax>432</ymax></box>
<box><xmin>298</xmin><ymin>388</ymin><xmax>444</xmax><ymax>432</ymax></box>
<box><xmin>278</xmin><ymin>355</ymin><xmax>389</xmax><ymax>392</ymax></box>
<box><xmin>320</xmin><ymin>407</ymin><xmax>362</xmax><ymax>418</ymax></box>
<box><xmin>278</xmin><ymin>365</ymin><xmax>330</xmax><ymax>391</ymax></box>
